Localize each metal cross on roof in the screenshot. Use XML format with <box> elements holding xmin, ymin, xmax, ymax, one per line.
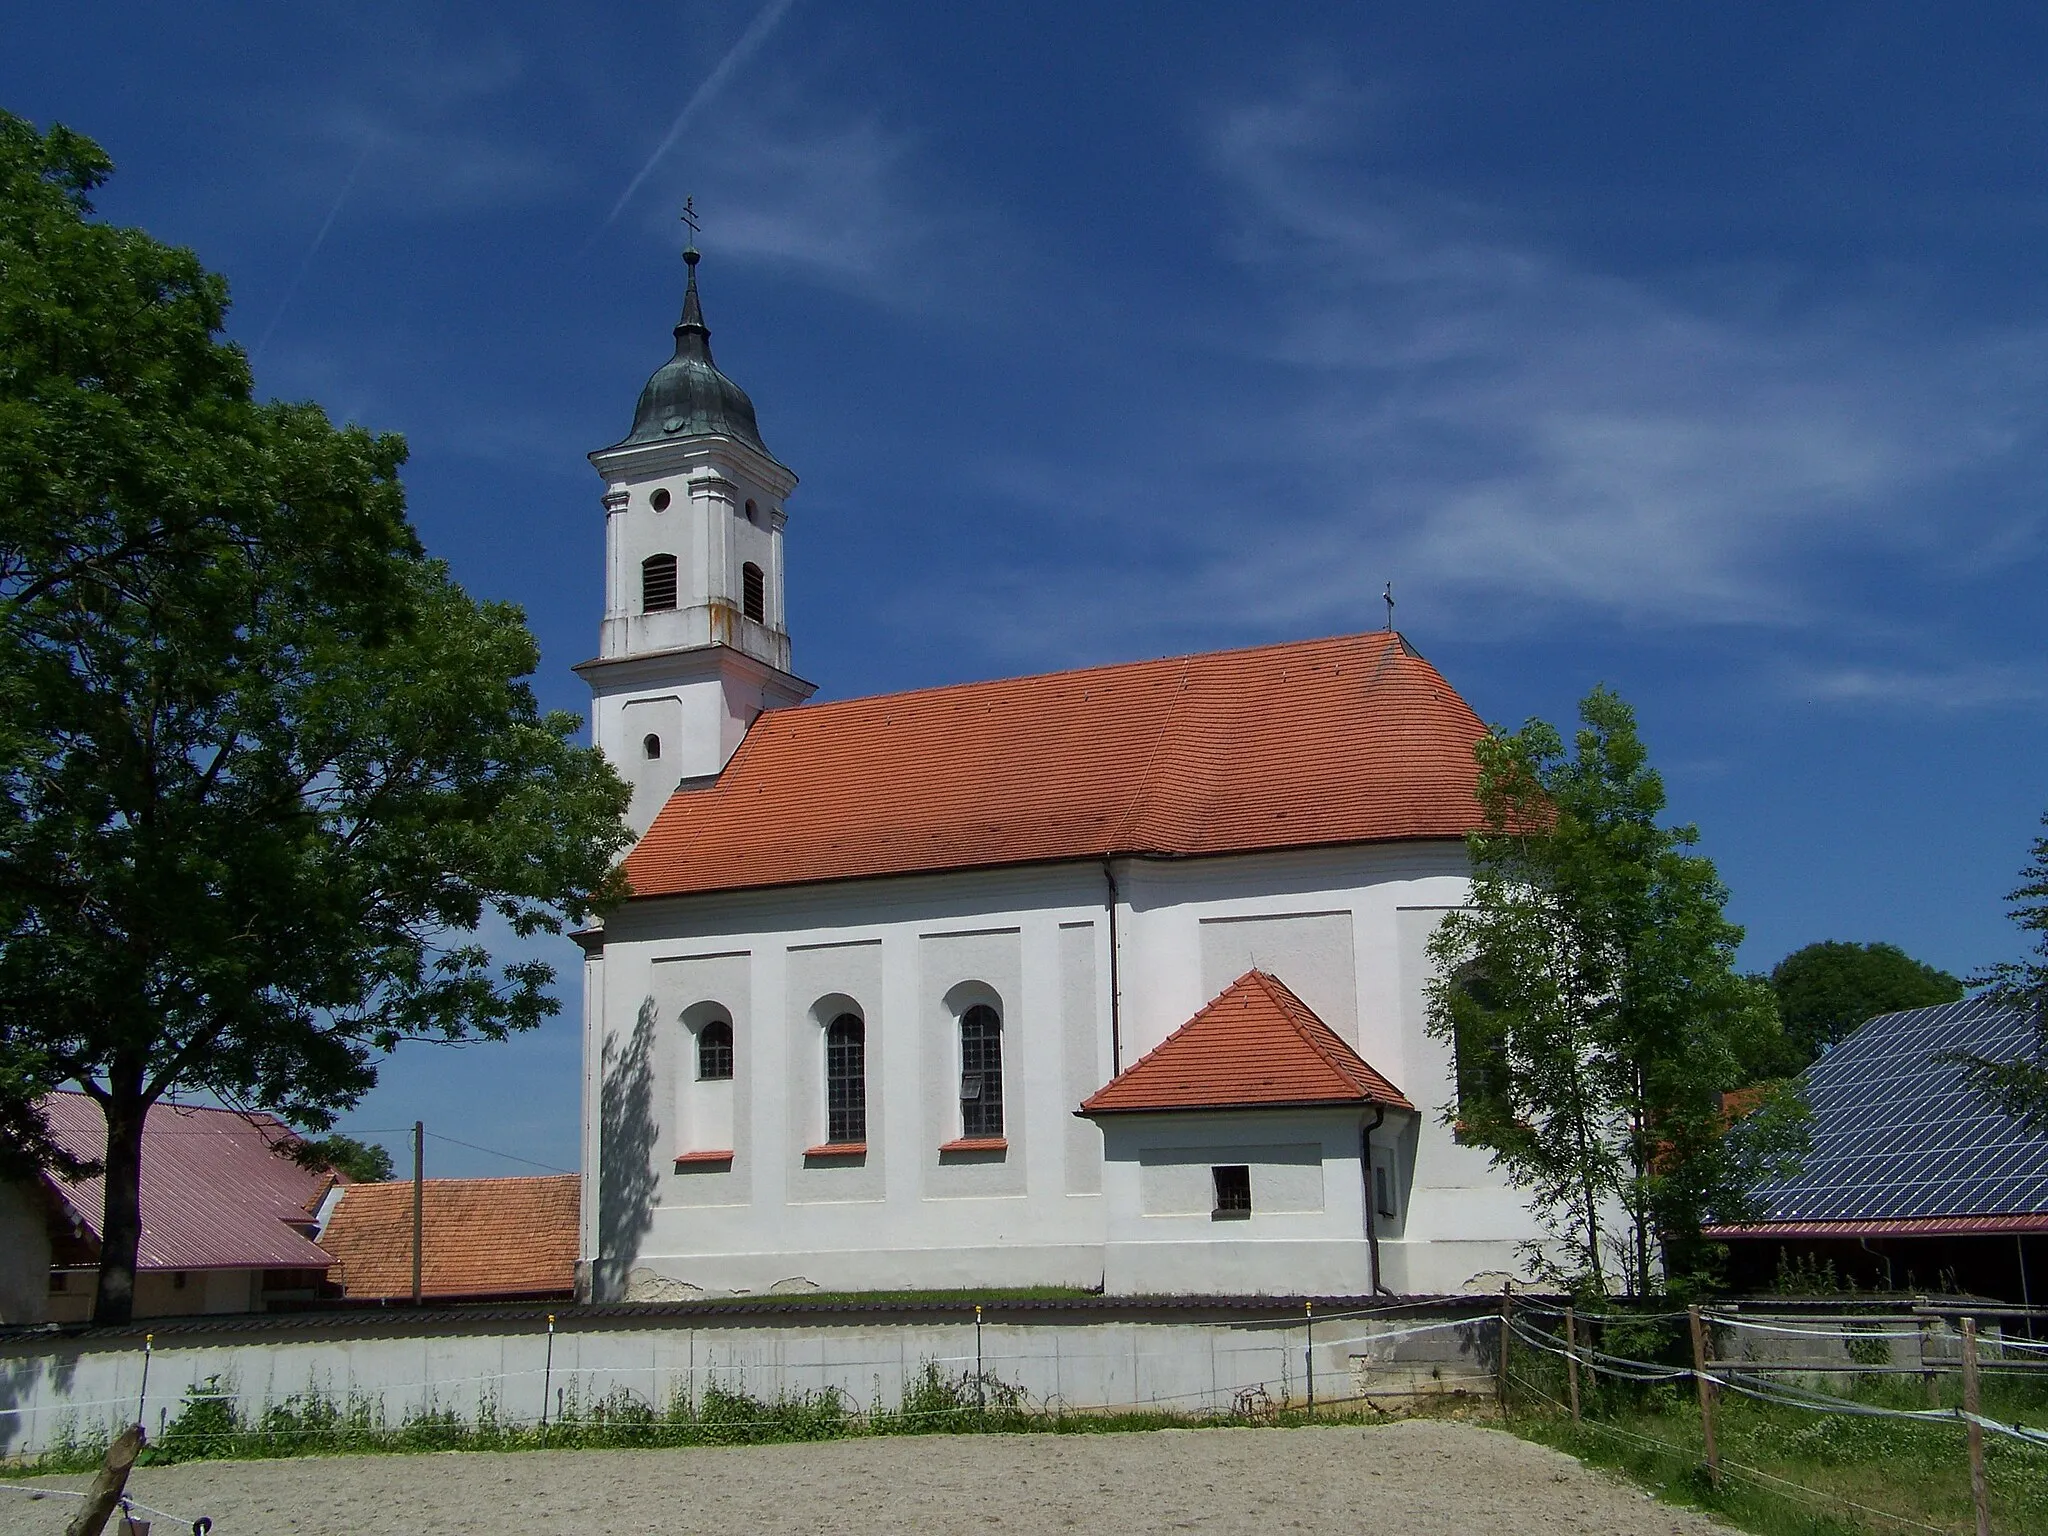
<box><xmin>1383</xmin><ymin>582</ymin><xmax>1395</xmax><ymax>631</ymax></box>
<box><xmin>680</xmin><ymin>196</ymin><xmax>700</xmax><ymax>242</ymax></box>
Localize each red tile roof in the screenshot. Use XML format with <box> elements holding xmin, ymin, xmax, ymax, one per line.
<box><xmin>318</xmin><ymin>1175</ymin><xmax>579</xmax><ymax>1300</ymax></box>
<box><xmin>37</xmin><ymin>1092</ymin><xmax>337</xmax><ymax>1272</ymax></box>
<box><xmin>1081</xmin><ymin>970</ymin><xmax>1414</xmax><ymax>1116</ymax></box>
<box><xmin>624</xmin><ymin>630</ymin><xmax>1485</xmax><ymax>899</ymax></box>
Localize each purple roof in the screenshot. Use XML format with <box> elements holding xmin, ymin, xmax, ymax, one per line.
<box><xmin>39</xmin><ymin>1092</ymin><xmax>337</xmax><ymax>1272</ymax></box>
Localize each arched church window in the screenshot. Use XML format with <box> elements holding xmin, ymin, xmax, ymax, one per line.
<box><xmin>744</xmin><ymin>498</ymin><xmax>758</xmax><ymax>524</ymax></box>
<box><xmin>698</xmin><ymin>1018</ymin><xmax>734</xmax><ymax>1081</ymax></box>
<box><xmin>642</xmin><ymin>553</ymin><xmax>678</xmax><ymax>612</ymax></box>
<box><xmin>825</xmin><ymin>1013</ymin><xmax>866</xmax><ymax>1144</ymax></box>
<box><xmin>959</xmin><ymin>1004</ymin><xmax>1004</xmax><ymax>1137</ymax></box>
<box><xmin>742</xmin><ymin>562</ymin><xmax>765</xmax><ymax>623</ymax></box>
<box><xmin>650</xmin><ymin>487</ymin><xmax>672</xmax><ymax>512</ymax></box>
<box><xmin>643</xmin><ymin>734</ymin><xmax>661</xmax><ymax>760</ymax></box>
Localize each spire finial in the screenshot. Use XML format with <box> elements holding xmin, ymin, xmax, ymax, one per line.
<box><xmin>676</xmin><ymin>198</ymin><xmax>707</xmax><ymax>341</ymax></box>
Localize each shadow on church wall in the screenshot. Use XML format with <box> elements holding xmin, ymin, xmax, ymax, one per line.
<box><xmin>595</xmin><ymin>996</ymin><xmax>660</xmax><ymax>1302</ymax></box>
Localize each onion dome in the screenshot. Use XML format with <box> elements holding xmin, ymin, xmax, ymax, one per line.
<box><xmin>616</xmin><ymin>247</ymin><xmax>772</xmax><ymax>456</ymax></box>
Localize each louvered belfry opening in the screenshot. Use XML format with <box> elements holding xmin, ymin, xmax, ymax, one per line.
<box><xmin>742</xmin><ymin>561</ymin><xmax>765</xmax><ymax>623</ymax></box>
<box><xmin>641</xmin><ymin>553</ymin><xmax>678</xmax><ymax>612</ymax></box>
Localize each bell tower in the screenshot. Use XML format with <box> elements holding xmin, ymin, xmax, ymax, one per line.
<box><xmin>577</xmin><ymin>242</ymin><xmax>815</xmax><ymax>837</ymax></box>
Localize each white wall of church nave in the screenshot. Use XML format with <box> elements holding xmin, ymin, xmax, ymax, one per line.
<box><xmin>584</xmin><ymin>841</ymin><xmax>1547</xmax><ymax>1294</ymax></box>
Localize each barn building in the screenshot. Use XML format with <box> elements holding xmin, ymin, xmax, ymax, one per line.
<box><xmin>575</xmin><ymin>246</ymin><xmax>1546</xmax><ymax>1300</ymax></box>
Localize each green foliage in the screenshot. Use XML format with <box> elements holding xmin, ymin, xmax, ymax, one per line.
<box><xmin>1426</xmin><ymin>686</ymin><xmax>1806</xmax><ymax>1297</ymax></box>
<box><xmin>289</xmin><ymin>1131</ymin><xmax>393</xmax><ymax>1183</ymax></box>
<box><xmin>1954</xmin><ymin>814</ymin><xmax>2048</xmax><ymax>1127</ymax></box>
<box><xmin>1766</xmin><ymin>941</ymin><xmax>1964</xmax><ymax>1071</ymax></box>
<box><xmin>0</xmin><ymin>110</ymin><xmax>632</xmax><ymax>1322</ymax></box>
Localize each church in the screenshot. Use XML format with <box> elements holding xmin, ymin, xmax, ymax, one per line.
<box><xmin>574</xmin><ymin>245</ymin><xmax>1545</xmax><ymax>1300</ymax></box>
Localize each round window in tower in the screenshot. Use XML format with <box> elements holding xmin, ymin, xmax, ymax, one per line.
<box><xmin>643</xmin><ymin>734</ymin><xmax>662</xmax><ymax>760</ymax></box>
<box><xmin>650</xmin><ymin>487</ymin><xmax>672</xmax><ymax>512</ymax></box>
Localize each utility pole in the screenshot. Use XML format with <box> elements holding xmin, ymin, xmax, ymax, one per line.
<box><xmin>412</xmin><ymin>1120</ymin><xmax>424</xmax><ymax>1306</ymax></box>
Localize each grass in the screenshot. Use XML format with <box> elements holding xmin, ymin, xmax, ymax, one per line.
<box><xmin>1498</xmin><ymin>1320</ymin><xmax>2048</xmax><ymax>1536</ymax></box>
<box><xmin>5</xmin><ymin>1362</ymin><xmax>1397</xmax><ymax>1476</ymax></box>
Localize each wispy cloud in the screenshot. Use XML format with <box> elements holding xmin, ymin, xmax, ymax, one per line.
<box><xmin>596</xmin><ymin>0</ymin><xmax>801</xmax><ymax>235</ymax></box>
<box><xmin>1193</xmin><ymin>84</ymin><xmax>2045</xmax><ymax>633</ymax></box>
<box><xmin>252</xmin><ymin>142</ymin><xmax>374</xmax><ymax>366</ymax></box>
<box><xmin>1786</xmin><ymin>662</ymin><xmax>2047</xmax><ymax>709</ymax></box>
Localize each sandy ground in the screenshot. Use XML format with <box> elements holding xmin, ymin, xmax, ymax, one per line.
<box><xmin>0</xmin><ymin>1421</ymin><xmax>1724</xmax><ymax>1535</ymax></box>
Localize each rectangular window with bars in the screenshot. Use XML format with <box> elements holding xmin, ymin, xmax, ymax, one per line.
<box><xmin>1212</xmin><ymin>1164</ymin><xmax>1252</xmax><ymax>1218</ymax></box>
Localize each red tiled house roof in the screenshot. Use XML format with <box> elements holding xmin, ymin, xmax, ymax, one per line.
<box><xmin>624</xmin><ymin>630</ymin><xmax>1486</xmax><ymax>899</ymax></box>
<box><xmin>318</xmin><ymin>1175</ymin><xmax>579</xmax><ymax>1300</ymax></box>
<box><xmin>37</xmin><ymin>1092</ymin><xmax>336</xmax><ymax>1272</ymax></box>
<box><xmin>1081</xmin><ymin>970</ymin><xmax>1414</xmax><ymax>1116</ymax></box>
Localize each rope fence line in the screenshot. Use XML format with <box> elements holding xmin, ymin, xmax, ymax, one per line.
<box><xmin>1505</xmin><ymin>1365</ymin><xmax>1953</xmax><ymax>1536</ymax></box>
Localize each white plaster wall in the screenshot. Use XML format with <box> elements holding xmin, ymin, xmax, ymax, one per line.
<box><xmin>0</xmin><ymin>1306</ymin><xmax>1507</xmax><ymax>1457</ymax></box>
<box><xmin>586</xmin><ymin>842</ymin><xmax>1542</xmax><ymax>1298</ymax></box>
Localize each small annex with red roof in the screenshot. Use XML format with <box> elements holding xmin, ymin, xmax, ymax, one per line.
<box><xmin>571</xmin><ymin>248</ymin><xmax>1549</xmax><ymax>1303</ymax></box>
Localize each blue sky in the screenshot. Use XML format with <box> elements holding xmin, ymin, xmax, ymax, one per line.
<box><xmin>7</xmin><ymin>3</ymin><xmax>2046</xmax><ymax>1177</ymax></box>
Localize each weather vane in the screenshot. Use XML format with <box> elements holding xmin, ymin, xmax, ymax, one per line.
<box><xmin>1383</xmin><ymin>582</ymin><xmax>1395</xmax><ymax>632</ymax></box>
<box><xmin>681</xmin><ymin>196</ymin><xmax>700</xmax><ymax>247</ymax></box>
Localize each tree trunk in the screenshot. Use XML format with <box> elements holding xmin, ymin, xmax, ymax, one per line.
<box><xmin>91</xmin><ymin>1079</ymin><xmax>149</xmax><ymax>1327</ymax></box>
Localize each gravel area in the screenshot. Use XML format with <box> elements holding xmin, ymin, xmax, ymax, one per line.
<box><xmin>0</xmin><ymin>1421</ymin><xmax>1724</xmax><ymax>1535</ymax></box>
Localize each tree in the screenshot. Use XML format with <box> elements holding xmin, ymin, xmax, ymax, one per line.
<box><xmin>1953</xmin><ymin>814</ymin><xmax>2048</xmax><ymax>1125</ymax></box>
<box><xmin>290</xmin><ymin>1131</ymin><xmax>394</xmax><ymax>1184</ymax></box>
<box><xmin>1767</xmin><ymin>941</ymin><xmax>1963</xmax><ymax>1070</ymax></box>
<box><xmin>0</xmin><ymin>112</ymin><xmax>633</xmax><ymax>1323</ymax></box>
<box><xmin>1426</xmin><ymin>686</ymin><xmax>1804</xmax><ymax>1296</ymax></box>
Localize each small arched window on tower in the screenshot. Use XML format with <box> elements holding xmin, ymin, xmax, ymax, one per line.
<box><xmin>959</xmin><ymin>1004</ymin><xmax>1004</xmax><ymax>1137</ymax></box>
<box><xmin>642</xmin><ymin>553</ymin><xmax>678</xmax><ymax>613</ymax></box>
<box><xmin>643</xmin><ymin>734</ymin><xmax>661</xmax><ymax>760</ymax></box>
<box><xmin>742</xmin><ymin>562</ymin><xmax>765</xmax><ymax>624</ymax></box>
<box><xmin>697</xmin><ymin>1018</ymin><xmax>734</xmax><ymax>1081</ymax></box>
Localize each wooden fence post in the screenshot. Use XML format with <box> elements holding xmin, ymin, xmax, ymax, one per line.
<box><xmin>1565</xmin><ymin>1304</ymin><xmax>1582</xmax><ymax>1423</ymax></box>
<box><xmin>1962</xmin><ymin>1318</ymin><xmax>1990</xmax><ymax>1536</ymax></box>
<box><xmin>62</xmin><ymin>1423</ymin><xmax>142</xmax><ymax>1536</ymax></box>
<box><xmin>1688</xmin><ymin>1305</ymin><xmax>1720</xmax><ymax>1490</ymax></box>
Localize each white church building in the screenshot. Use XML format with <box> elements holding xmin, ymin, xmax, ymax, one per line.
<box><xmin>574</xmin><ymin>247</ymin><xmax>1543</xmax><ymax>1300</ymax></box>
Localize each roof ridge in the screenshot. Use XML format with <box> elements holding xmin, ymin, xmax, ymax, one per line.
<box><xmin>765</xmin><ymin>630</ymin><xmax>1395</xmax><ymax>723</ymax></box>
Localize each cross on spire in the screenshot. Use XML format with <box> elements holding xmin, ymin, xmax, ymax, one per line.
<box><xmin>680</xmin><ymin>196</ymin><xmax>700</xmax><ymax>250</ymax></box>
<box><xmin>1382</xmin><ymin>582</ymin><xmax>1395</xmax><ymax>632</ymax></box>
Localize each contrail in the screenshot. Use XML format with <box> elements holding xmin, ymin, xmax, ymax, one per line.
<box><xmin>252</xmin><ymin>141</ymin><xmax>375</xmax><ymax>369</ymax></box>
<box><xmin>594</xmin><ymin>0</ymin><xmax>798</xmax><ymax>236</ymax></box>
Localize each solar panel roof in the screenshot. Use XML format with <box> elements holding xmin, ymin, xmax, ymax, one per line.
<box><xmin>1746</xmin><ymin>995</ymin><xmax>2048</xmax><ymax>1224</ymax></box>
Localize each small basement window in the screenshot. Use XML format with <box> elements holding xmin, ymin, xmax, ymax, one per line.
<box><xmin>1375</xmin><ymin>1163</ymin><xmax>1397</xmax><ymax>1218</ymax></box>
<box><xmin>742</xmin><ymin>561</ymin><xmax>765</xmax><ymax>623</ymax></box>
<box><xmin>1212</xmin><ymin>1165</ymin><xmax>1252</xmax><ymax>1218</ymax></box>
<box><xmin>643</xmin><ymin>734</ymin><xmax>661</xmax><ymax>760</ymax></box>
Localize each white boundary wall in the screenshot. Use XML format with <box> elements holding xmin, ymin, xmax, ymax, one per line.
<box><xmin>0</xmin><ymin>1304</ymin><xmax>1500</xmax><ymax>1458</ymax></box>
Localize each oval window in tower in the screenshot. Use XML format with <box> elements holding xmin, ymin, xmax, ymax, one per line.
<box><xmin>650</xmin><ymin>487</ymin><xmax>671</xmax><ymax>512</ymax></box>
